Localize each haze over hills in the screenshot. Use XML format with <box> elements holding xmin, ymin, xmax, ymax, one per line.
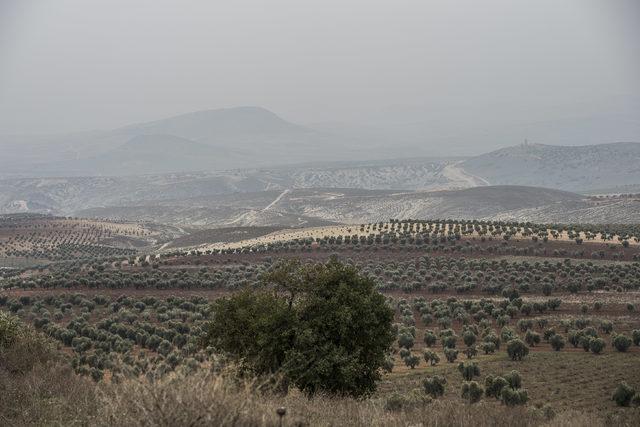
<box><xmin>1</xmin><ymin>140</ymin><xmax>640</xmax><ymax>224</ymax></box>
<box><xmin>462</xmin><ymin>142</ymin><xmax>640</xmax><ymax>192</ymax></box>
<box><xmin>0</xmin><ymin>107</ymin><xmax>380</xmax><ymax>176</ymax></box>
<box><xmin>310</xmin><ymin>98</ymin><xmax>640</xmax><ymax>155</ymax></box>
<box><xmin>2</xmin><ymin>105</ymin><xmax>639</xmax><ymax>180</ymax></box>
<box><xmin>46</xmin><ymin>134</ymin><xmax>233</xmax><ymax>176</ymax></box>
<box><xmin>1</xmin><ymin>105</ymin><xmax>639</xmax><ymax>229</ymax></box>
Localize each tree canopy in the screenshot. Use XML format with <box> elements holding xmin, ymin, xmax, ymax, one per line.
<box><xmin>203</xmin><ymin>258</ymin><xmax>395</xmax><ymax>397</ymax></box>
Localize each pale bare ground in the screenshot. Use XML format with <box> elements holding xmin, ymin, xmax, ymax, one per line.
<box><xmin>442</xmin><ymin>161</ymin><xmax>491</xmax><ymax>187</ymax></box>
<box><xmin>190</xmin><ymin>222</ymin><xmax>637</xmax><ymax>252</ymax></box>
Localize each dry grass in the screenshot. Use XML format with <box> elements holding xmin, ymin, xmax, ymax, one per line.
<box><xmin>93</xmin><ymin>369</ymin><xmax>634</xmax><ymax>427</ymax></box>
<box><xmin>3</xmin><ymin>301</ymin><xmax>640</xmax><ymax>426</ymax></box>
<box><xmin>97</xmin><ymin>370</ymin><xmax>267</xmax><ymax>427</ymax></box>
<box><xmin>2</xmin><ymin>338</ymin><xmax>639</xmax><ymax>426</ymax></box>
<box><xmin>0</xmin><ymin>324</ymin><xmax>97</xmax><ymax>426</ymax></box>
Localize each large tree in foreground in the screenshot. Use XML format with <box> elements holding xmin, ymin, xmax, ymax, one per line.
<box><xmin>203</xmin><ymin>258</ymin><xmax>395</xmax><ymax>397</ymax></box>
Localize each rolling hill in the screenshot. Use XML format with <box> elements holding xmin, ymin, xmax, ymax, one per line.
<box><xmin>74</xmin><ymin>186</ymin><xmax>640</xmax><ymax>227</ymax></box>
<box><xmin>462</xmin><ymin>142</ymin><xmax>640</xmax><ymax>192</ymax></box>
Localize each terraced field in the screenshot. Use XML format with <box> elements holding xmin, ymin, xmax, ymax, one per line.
<box><xmin>0</xmin><ymin>214</ymin><xmax>175</xmax><ymax>266</ymax></box>
<box><xmin>2</xmin><ymin>218</ymin><xmax>640</xmax><ymax>424</ymax></box>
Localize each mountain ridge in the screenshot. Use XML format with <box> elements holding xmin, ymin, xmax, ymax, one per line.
<box><xmin>462</xmin><ymin>141</ymin><xmax>640</xmax><ymax>192</ymax></box>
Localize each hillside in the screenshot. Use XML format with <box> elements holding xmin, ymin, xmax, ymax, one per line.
<box><xmin>462</xmin><ymin>142</ymin><xmax>640</xmax><ymax>192</ymax></box>
<box><xmin>74</xmin><ymin>186</ymin><xmax>640</xmax><ymax>227</ymax></box>
<box><xmin>0</xmin><ymin>159</ymin><xmax>465</xmax><ymax>215</ymax></box>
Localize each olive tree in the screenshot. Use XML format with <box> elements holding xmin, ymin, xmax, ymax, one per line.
<box><xmin>423</xmin><ymin>331</ymin><xmax>437</xmax><ymax>347</ymax></box>
<box><xmin>461</xmin><ymin>381</ymin><xmax>484</xmax><ymax>404</ymax></box>
<box><xmin>423</xmin><ymin>375</ymin><xmax>447</xmax><ymax>398</ymax></box>
<box><xmin>485</xmin><ymin>370</ymin><xmax>527</xmax><ymax>406</ymax></box>
<box><xmin>404</xmin><ymin>353</ymin><xmax>420</xmax><ymax>369</ymax></box>
<box><xmin>485</xmin><ymin>375</ymin><xmax>509</xmax><ymax>399</ymax></box>
<box><xmin>458</xmin><ymin>361</ymin><xmax>480</xmax><ymax>381</ymax></box>
<box><xmin>589</xmin><ymin>337</ymin><xmax>606</xmax><ymax>354</ymax></box>
<box><xmin>480</xmin><ymin>341</ymin><xmax>496</xmax><ymax>354</ymax></box>
<box><xmin>612</xmin><ymin>382</ymin><xmax>637</xmax><ymax>407</ymax></box>
<box><xmin>525</xmin><ymin>330</ymin><xmax>541</xmax><ymax>347</ymax></box>
<box><xmin>600</xmin><ymin>320</ymin><xmax>613</xmax><ymax>335</ymax></box>
<box><xmin>549</xmin><ymin>334</ymin><xmax>565</xmax><ymax>351</ymax></box>
<box><xmin>506</xmin><ymin>339</ymin><xmax>529</xmax><ymax>361</ymax></box>
<box><xmin>444</xmin><ymin>348</ymin><xmax>459</xmax><ymax>363</ymax></box>
<box><xmin>612</xmin><ymin>334</ymin><xmax>632</xmax><ymax>352</ymax></box>
<box><xmin>423</xmin><ymin>350</ymin><xmax>440</xmax><ymax>366</ymax></box>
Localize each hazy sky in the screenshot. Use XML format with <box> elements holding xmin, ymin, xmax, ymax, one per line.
<box><xmin>1</xmin><ymin>0</ymin><xmax>639</xmax><ymax>134</ymax></box>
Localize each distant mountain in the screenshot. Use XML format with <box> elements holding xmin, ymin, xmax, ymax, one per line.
<box><xmin>0</xmin><ymin>107</ymin><xmax>389</xmax><ymax>176</ymax></box>
<box><xmin>45</xmin><ymin>134</ymin><xmax>233</xmax><ymax>176</ymax></box>
<box><xmin>2</xmin><ymin>104</ymin><xmax>639</xmax><ymax>179</ymax></box>
<box><xmin>120</xmin><ymin>106</ymin><xmax>308</xmax><ymax>140</ymax></box>
<box><xmin>461</xmin><ymin>142</ymin><xmax>640</xmax><ymax>192</ymax></box>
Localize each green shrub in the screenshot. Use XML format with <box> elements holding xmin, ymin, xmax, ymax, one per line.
<box><xmin>506</xmin><ymin>339</ymin><xmax>529</xmax><ymax>361</ymax></box>
<box><xmin>384</xmin><ymin>390</ymin><xmax>431</xmax><ymax>411</ymax></box>
<box><xmin>404</xmin><ymin>354</ymin><xmax>420</xmax><ymax>369</ymax></box>
<box><xmin>497</xmin><ymin>371</ymin><xmax>528</xmax><ymax>406</ymax></box>
<box><xmin>543</xmin><ymin>328</ymin><xmax>556</xmax><ymax>342</ymax></box>
<box><xmin>612</xmin><ymin>334</ymin><xmax>632</xmax><ymax>352</ymax></box>
<box><xmin>501</xmin><ymin>387</ymin><xmax>529</xmax><ymax>406</ymax></box>
<box><xmin>589</xmin><ymin>337</ymin><xmax>606</xmax><ymax>354</ymax></box>
<box><xmin>524</xmin><ymin>330</ymin><xmax>540</xmax><ymax>347</ymax></box>
<box><xmin>423</xmin><ymin>350</ymin><xmax>440</xmax><ymax>366</ymax></box>
<box><xmin>480</xmin><ymin>342</ymin><xmax>496</xmax><ymax>354</ymax></box>
<box><xmin>423</xmin><ymin>332</ymin><xmax>437</xmax><ymax>347</ymax></box>
<box><xmin>549</xmin><ymin>334</ymin><xmax>565</xmax><ymax>351</ymax></box>
<box><xmin>458</xmin><ymin>361</ymin><xmax>480</xmax><ymax>381</ymax></box>
<box><xmin>463</xmin><ymin>346</ymin><xmax>478</xmax><ymax>359</ymax></box>
<box><xmin>423</xmin><ymin>375</ymin><xmax>446</xmax><ymax>398</ymax></box>
<box><xmin>0</xmin><ymin>311</ymin><xmax>21</xmax><ymax>348</ymax></box>
<box><xmin>399</xmin><ymin>348</ymin><xmax>411</xmax><ymax>359</ymax></box>
<box><xmin>579</xmin><ymin>335</ymin><xmax>592</xmax><ymax>352</ymax></box>
<box><xmin>382</xmin><ymin>356</ymin><xmax>394</xmax><ymax>373</ymax></box>
<box><xmin>482</xmin><ymin>332</ymin><xmax>501</xmax><ymax>350</ymax></box>
<box><xmin>600</xmin><ymin>320</ymin><xmax>613</xmax><ymax>334</ymax></box>
<box><xmin>442</xmin><ymin>335</ymin><xmax>457</xmax><ymax>349</ymax></box>
<box><xmin>504</xmin><ymin>370</ymin><xmax>522</xmax><ymax>390</ymax></box>
<box><xmin>462</xmin><ymin>331</ymin><xmax>477</xmax><ymax>348</ymax></box>
<box><xmin>461</xmin><ymin>381</ymin><xmax>484</xmax><ymax>404</ymax></box>
<box><xmin>612</xmin><ymin>382</ymin><xmax>636</xmax><ymax>407</ymax></box>
<box><xmin>485</xmin><ymin>375</ymin><xmax>509</xmax><ymax>399</ymax></box>
<box><xmin>444</xmin><ymin>348</ymin><xmax>459</xmax><ymax>363</ymax></box>
<box><xmin>568</xmin><ymin>329</ymin><xmax>583</xmax><ymax>348</ymax></box>
<box><xmin>398</xmin><ymin>333</ymin><xmax>415</xmax><ymax>349</ymax></box>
